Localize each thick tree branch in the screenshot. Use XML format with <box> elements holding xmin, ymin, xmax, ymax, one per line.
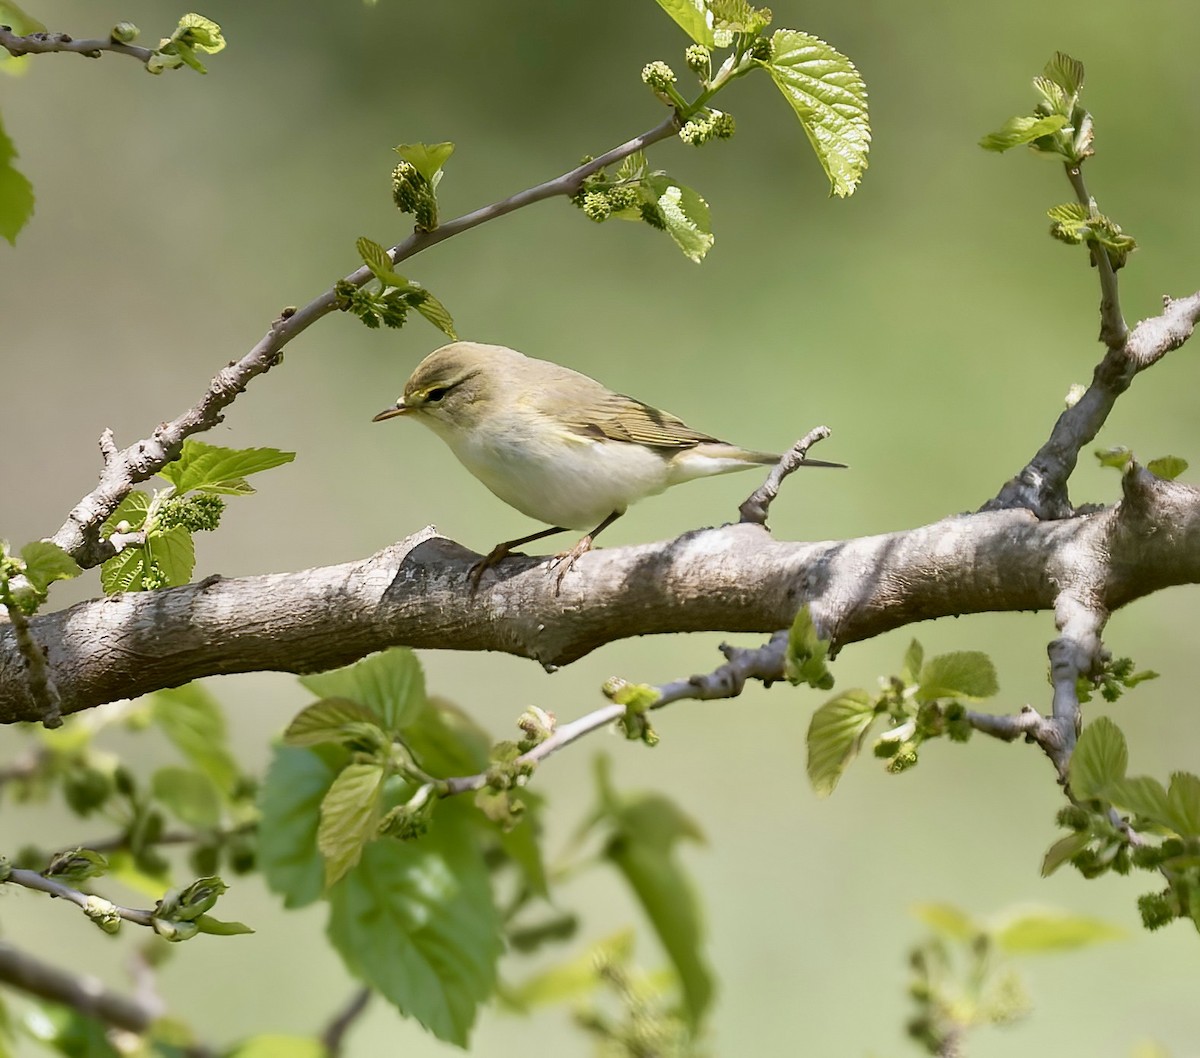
<box><xmin>6</xmin><ymin>472</ymin><xmax>1200</xmax><ymax>723</ymax></box>
<box><xmin>48</xmin><ymin>116</ymin><xmax>677</xmax><ymax>570</ymax></box>
<box><xmin>985</xmin><ymin>290</ymin><xmax>1200</xmax><ymax>518</ymax></box>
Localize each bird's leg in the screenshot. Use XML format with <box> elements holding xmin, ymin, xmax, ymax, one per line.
<box><xmin>469</xmin><ymin>525</ymin><xmax>569</xmax><ymax>591</ymax></box>
<box><xmin>550</xmin><ymin>510</ymin><xmax>623</xmax><ymax>589</ymax></box>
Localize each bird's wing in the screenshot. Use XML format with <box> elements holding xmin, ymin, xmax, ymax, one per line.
<box><xmin>562</xmin><ymin>391</ymin><xmax>723</xmax><ymax>450</ymax></box>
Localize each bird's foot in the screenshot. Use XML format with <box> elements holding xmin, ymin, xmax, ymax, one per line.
<box><xmin>549</xmin><ymin>534</ymin><xmax>595</xmax><ymax>591</ymax></box>
<box><xmin>468</xmin><ymin>542</ymin><xmax>514</xmax><ymax>594</ymax></box>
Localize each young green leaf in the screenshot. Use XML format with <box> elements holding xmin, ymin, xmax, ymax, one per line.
<box><xmin>785</xmin><ymin>604</ymin><xmax>835</xmax><ymax>689</ymax></box>
<box><xmin>356</xmin><ymin>236</ymin><xmax>406</xmax><ymax>286</ymax></box>
<box><xmin>18</xmin><ymin>541</ymin><xmax>81</xmax><ymax>595</ymax></box>
<box><xmin>505</xmin><ymin>930</ymin><xmax>635</xmax><ymax>1009</ymax></box>
<box><xmin>151</xmin><ymin>683</ymin><xmax>240</xmax><ymax>797</ymax></box>
<box><xmin>1103</xmin><ymin>775</ymin><xmax>1171</xmax><ymax>828</ymax></box>
<box><xmin>653</xmin><ymin>0</ymin><xmax>716</xmax><ymax>46</ymax></box>
<box><xmin>993</xmin><ymin>909</ymin><xmax>1123</xmax><ymax>953</ymax></box>
<box><xmin>0</xmin><ymin>114</ymin><xmax>34</xmax><ymax>244</ymax></box>
<box><xmin>259</xmin><ymin>745</ymin><xmax>342</xmax><ymax>909</ymax></box>
<box><xmin>710</xmin><ymin>0</ymin><xmax>771</xmax><ymax>35</ymax></box>
<box><xmin>806</xmin><ymin>689</ymin><xmax>877</xmax><ymax>797</ymax></box>
<box><xmin>916</xmin><ymin>651</ymin><xmax>998</xmax><ymax>702</ymax></box>
<box><xmin>911</xmin><ymin>902</ymin><xmax>978</xmax><ymax>941</ymax></box>
<box><xmin>283</xmin><ymin>697</ymin><xmax>385</xmax><ymax>748</ymax></box>
<box><xmin>1043</xmin><ymin>52</ymin><xmax>1085</xmax><ymax>98</ymax></box>
<box><xmin>151</xmin><ymin>766</ymin><xmax>222</xmax><ymax>829</ymax></box>
<box><xmin>979</xmin><ymin>113</ymin><xmax>1069</xmax><ymax>153</ymax></box>
<box><xmin>393</xmin><ymin>142</ymin><xmax>455</xmax><ymax>188</ymax></box>
<box><xmin>193</xmin><ymin>913</ymin><xmax>254</xmax><ymax>936</ymax></box>
<box><xmin>600</xmin><ymin>792</ymin><xmax>713</xmax><ymax>1028</ymax></box>
<box><xmin>318</xmin><ymin>762</ymin><xmax>387</xmax><ymax>887</ymax></box>
<box><xmin>158</xmin><ymin>440</ymin><xmax>295</xmax><ymax>495</ymax></box>
<box><xmin>411</xmin><ymin>288</ymin><xmax>458</xmax><ymax>340</ymax></box>
<box><xmin>146</xmin><ymin>525</ymin><xmax>196</xmax><ymax>587</ymax></box>
<box><xmin>757</xmin><ymin>29</ymin><xmax>871</xmax><ymax>198</ymax></box>
<box><xmin>1069</xmin><ymin>716</ymin><xmax>1128</xmax><ymax>801</ymax></box>
<box><xmin>100</xmin><ymin>547</ymin><xmax>149</xmax><ymax>594</ymax></box>
<box><xmin>1147</xmin><ymin>456</ymin><xmax>1188</xmax><ymax>481</ymax></box>
<box><xmin>326</xmin><ymin>808</ymin><xmax>502</xmax><ymax>1046</ymax></box>
<box><xmin>1040</xmin><ymin>831</ymin><xmax>1094</xmax><ymax>877</ymax></box>
<box><xmin>1165</xmin><ymin>772</ymin><xmax>1200</xmax><ymax>838</ymax></box>
<box><xmin>224</xmin><ymin>1035</ymin><xmax>325</xmax><ymax>1058</ymax></box>
<box><xmin>1095</xmin><ymin>445</ymin><xmax>1133</xmax><ymax>470</ymax></box>
<box><xmin>300</xmin><ymin>647</ymin><xmax>427</xmax><ymax>734</ymax></box>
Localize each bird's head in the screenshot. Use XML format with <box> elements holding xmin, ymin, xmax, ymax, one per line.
<box><xmin>372</xmin><ymin>341</ymin><xmax>512</xmax><ymax>434</ymax></box>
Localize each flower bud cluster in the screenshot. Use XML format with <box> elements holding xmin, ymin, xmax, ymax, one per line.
<box><xmin>391</xmin><ymin>160</ymin><xmax>438</xmax><ymax>231</ymax></box>
<box><xmin>678</xmin><ymin>109</ymin><xmax>736</xmax><ymax>146</ymax></box>
<box><xmin>640</xmin><ymin>60</ymin><xmax>677</xmax><ymax>93</ymax></box>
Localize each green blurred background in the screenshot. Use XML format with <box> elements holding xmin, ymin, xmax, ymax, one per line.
<box><xmin>4</xmin><ymin>1</ymin><xmax>1200</xmax><ymax>1054</ymax></box>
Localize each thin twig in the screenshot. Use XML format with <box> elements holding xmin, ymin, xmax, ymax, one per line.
<box><xmin>441</xmin><ymin>630</ymin><xmax>791</xmax><ymax>795</ymax></box>
<box><xmin>320</xmin><ymin>988</ymin><xmax>372</xmax><ymax>1058</ymax></box>
<box><xmin>1063</xmin><ymin>164</ymin><xmax>1128</xmax><ymax>349</ymax></box>
<box><xmin>738</xmin><ymin>426</ymin><xmax>836</xmax><ymax>527</ymax></box>
<box><xmin>5</xmin><ymin>867</ymin><xmax>156</xmax><ymax>927</ymax></box>
<box><xmin>0</xmin><ymin>941</ymin><xmax>215</xmax><ymax>1058</ymax></box>
<box><xmin>0</xmin><ymin>26</ymin><xmax>154</xmax><ymax>63</ymax></box>
<box><xmin>49</xmin><ymin>116</ymin><xmax>678</xmax><ymax>569</ymax></box>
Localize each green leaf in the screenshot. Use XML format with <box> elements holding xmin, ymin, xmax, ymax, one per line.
<box><xmin>911</xmin><ymin>902</ymin><xmax>978</xmax><ymax>941</ymax></box>
<box><xmin>158</xmin><ymin>440</ymin><xmax>295</xmax><ymax>495</ymax></box>
<box><xmin>494</xmin><ymin>798</ymin><xmax>549</xmax><ymax>899</ymax></box>
<box><xmin>258</xmin><ymin>745</ymin><xmax>341</xmax><ymax>909</ymax></box>
<box><xmin>593</xmin><ymin>784</ymin><xmax>712</xmax><ymax>1028</ymax></box>
<box><xmin>146</xmin><ymin>525</ymin><xmax>195</xmax><ymax>587</ymax></box>
<box><xmin>785</xmin><ymin>604</ymin><xmax>835</xmax><ymax>689</ymax></box>
<box><xmin>1043</xmin><ymin>52</ymin><xmax>1085</xmax><ymax>98</ymax></box>
<box><xmin>174</xmin><ymin>13</ymin><xmax>225</xmax><ymax>53</ymax></box>
<box><xmin>759</xmin><ymin>29</ymin><xmax>871</xmax><ymax>198</ymax></box>
<box><xmin>19</xmin><ymin>541</ymin><xmax>81</xmax><ymax>595</ymax></box>
<box><xmin>1147</xmin><ymin>456</ymin><xmax>1188</xmax><ymax>481</ymax></box>
<box><xmin>1040</xmin><ymin>831</ymin><xmax>1094</xmax><ymax>877</ymax></box>
<box><xmin>283</xmin><ymin>698</ymin><xmax>385</xmax><ymax>749</ymax></box>
<box><xmin>1047</xmin><ymin>203</ymin><xmax>1136</xmax><ymax>266</ymax></box>
<box><xmin>1103</xmin><ymin>775</ymin><xmax>1171</xmax><ymax>826</ymax></box>
<box><xmin>979</xmin><ymin>113</ymin><xmax>1068</xmax><ymax>152</ymax></box>
<box><xmin>393</xmin><ymin>142</ymin><xmax>455</xmax><ymax>187</ymax></box>
<box><xmin>1095</xmin><ymin>444</ymin><xmax>1133</xmax><ymax>469</ymax></box>
<box><xmin>151</xmin><ymin>766</ymin><xmax>222</xmax><ymax>828</ymax></box>
<box><xmin>1164</xmin><ymin>772</ymin><xmax>1200</xmax><ymax>838</ymax></box>
<box><xmin>710</xmin><ymin>0</ymin><xmax>771</xmax><ymax>35</ymax></box>
<box><xmin>224</xmin><ymin>1036</ymin><xmax>325</xmax><ymax>1058</ymax></box>
<box><xmin>1070</xmin><ymin>716</ymin><xmax>1128</xmax><ymax>801</ymax></box>
<box><xmin>100</xmin><ymin>546</ymin><xmax>147</xmax><ymax>594</ymax></box>
<box><xmin>318</xmin><ymin>762</ymin><xmax>386</xmax><ymax>887</ymax></box>
<box><xmin>994</xmin><ymin>909</ymin><xmax>1123</xmax><ymax>952</ymax></box>
<box><xmin>300</xmin><ymin>648</ymin><xmax>427</xmax><ymax>735</ymax></box>
<box><xmin>806</xmin><ymin>689</ymin><xmax>877</xmax><ymax>797</ymax></box>
<box><xmin>412</xmin><ymin>288</ymin><xmax>458</xmax><ymax>340</ymax></box>
<box><xmin>101</xmin><ymin>490</ymin><xmax>152</xmax><ymax>534</ymax></box>
<box><xmin>0</xmin><ymin>114</ymin><xmax>34</xmax><ymax>244</ymax></box>
<box><xmin>916</xmin><ymin>651</ymin><xmax>998</xmax><ymax>701</ymax></box>
<box><xmin>22</xmin><ymin>1001</ymin><xmax>121</xmax><ymax>1058</ymax></box>
<box><xmin>643</xmin><ymin>175</ymin><xmax>714</xmax><ymax>263</ymax></box>
<box><xmin>150</xmin><ymin>683</ymin><xmax>240</xmax><ymax>797</ymax></box>
<box><xmin>505</xmin><ymin>930</ymin><xmax>635</xmax><ymax>1009</ymax></box>
<box><xmin>402</xmin><ymin>696</ymin><xmax>492</xmax><ymax>778</ymax></box>
<box><xmin>653</xmin><ymin>0</ymin><xmax>715</xmax><ymax>46</ymax></box>
<box><xmin>193</xmin><ymin>913</ymin><xmax>254</xmax><ymax>936</ymax></box>
<box><xmin>355</xmin><ymin>236</ymin><xmax>406</xmax><ymax>286</ymax></box>
<box><xmin>899</xmin><ymin>639</ymin><xmax>924</xmax><ymax>685</ymax></box>
<box><xmin>327</xmin><ymin>807</ymin><xmax>502</xmax><ymax>1046</ymax></box>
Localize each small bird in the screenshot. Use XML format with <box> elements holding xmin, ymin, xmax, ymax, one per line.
<box><xmin>373</xmin><ymin>341</ymin><xmax>843</xmax><ymax>586</ymax></box>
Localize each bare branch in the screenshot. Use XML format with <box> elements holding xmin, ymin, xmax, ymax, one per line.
<box><xmin>0</xmin><ymin>940</ymin><xmax>215</xmax><ymax>1058</ymax></box>
<box><xmin>0</xmin><ymin>26</ymin><xmax>154</xmax><ymax>63</ymax></box>
<box><xmin>5</xmin><ymin>867</ymin><xmax>155</xmax><ymax>927</ymax></box>
<box><xmin>1063</xmin><ymin>163</ymin><xmax>1128</xmax><ymax>349</ymax></box>
<box><xmin>320</xmin><ymin>988</ymin><xmax>372</xmax><ymax>1058</ymax></box>
<box><xmin>442</xmin><ymin>631</ymin><xmax>790</xmax><ymax>795</ymax></box>
<box><xmin>985</xmin><ymin>289</ymin><xmax>1200</xmax><ymax>518</ymax></box>
<box><xmin>48</xmin><ymin>117</ymin><xmax>678</xmax><ymax>570</ymax></box>
<box><xmin>738</xmin><ymin>426</ymin><xmax>836</xmax><ymax>527</ymax></box>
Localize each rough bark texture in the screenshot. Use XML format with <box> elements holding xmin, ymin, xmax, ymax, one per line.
<box><xmin>4</xmin><ymin>470</ymin><xmax>1199</xmax><ymax>724</ymax></box>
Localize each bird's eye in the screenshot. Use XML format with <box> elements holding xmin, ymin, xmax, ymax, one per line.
<box><xmin>424</xmin><ymin>386</ymin><xmax>450</xmax><ymax>404</ymax></box>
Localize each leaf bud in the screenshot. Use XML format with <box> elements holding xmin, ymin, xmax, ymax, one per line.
<box><xmin>110</xmin><ymin>22</ymin><xmax>140</xmax><ymax>43</ymax></box>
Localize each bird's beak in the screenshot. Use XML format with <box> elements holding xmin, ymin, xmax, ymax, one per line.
<box><xmin>371</xmin><ymin>401</ymin><xmax>409</xmax><ymax>422</ymax></box>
